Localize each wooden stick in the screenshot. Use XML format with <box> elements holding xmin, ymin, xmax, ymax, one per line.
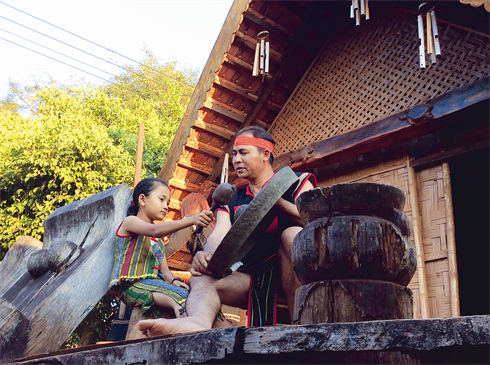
<box><xmin>442</xmin><ymin>162</ymin><xmax>460</xmax><ymax>317</ymax></box>
<box><xmin>221</xmin><ymin>153</ymin><xmax>229</xmax><ymax>184</ymax></box>
<box><xmin>365</xmin><ymin>0</ymin><xmax>370</xmax><ymax>20</ymax></box>
<box><xmin>407</xmin><ymin>159</ymin><xmax>430</xmax><ymax>319</ymax></box>
<box><xmin>134</xmin><ymin>122</ymin><xmax>145</xmax><ymax>188</ymax></box>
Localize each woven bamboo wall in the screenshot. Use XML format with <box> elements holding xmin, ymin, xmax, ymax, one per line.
<box><xmin>269</xmin><ymin>5</ymin><xmax>490</xmax><ymax>156</ymax></box>
<box><xmin>318</xmin><ymin>156</ymin><xmax>452</xmax><ymax>319</ymax></box>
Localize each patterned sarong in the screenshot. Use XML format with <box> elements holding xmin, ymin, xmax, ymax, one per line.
<box><xmin>121</xmin><ymin>274</ymin><xmax>188</xmax><ymax>316</ymax></box>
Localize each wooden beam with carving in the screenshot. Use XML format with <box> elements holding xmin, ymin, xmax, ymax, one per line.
<box><xmin>273</xmin><ymin>77</ymin><xmax>490</xmax><ymax>172</ymax></box>
<box><xmin>158</xmin><ymin>0</ymin><xmax>250</xmax><ymax>183</ymax></box>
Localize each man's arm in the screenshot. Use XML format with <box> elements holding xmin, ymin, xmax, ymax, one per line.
<box><xmin>274</xmin><ymin>179</ymin><xmax>315</xmax><ymax>227</ymax></box>
<box><xmin>191</xmin><ymin>209</ymin><xmax>232</xmax><ymax>276</ymax></box>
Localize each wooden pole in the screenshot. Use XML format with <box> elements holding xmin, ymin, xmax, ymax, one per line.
<box><xmin>121</xmin><ymin>122</ymin><xmax>145</xmax><ymax>321</ymax></box>
<box><xmin>442</xmin><ymin>162</ymin><xmax>460</xmax><ymax>317</ymax></box>
<box><xmin>221</xmin><ymin>153</ymin><xmax>229</xmax><ymax>184</ymax></box>
<box><xmin>134</xmin><ymin>122</ymin><xmax>145</xmax><ymax>188</ymax></box>
<box><xmin>407</xmin><ymin>159</ymin><xmax>430</xmax><ymax>318</ymax></box>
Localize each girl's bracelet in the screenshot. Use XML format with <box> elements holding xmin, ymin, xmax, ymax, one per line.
<box><xmin>172</xmin><ymin>277</ymin><xmax>183</xmax><ymax>284</ymax></box>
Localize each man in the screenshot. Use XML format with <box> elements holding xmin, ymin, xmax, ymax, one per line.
<box><xmin>139</xmin><ymin>126</ymin><xmax>316</xmax><ymax>336</ymax></box>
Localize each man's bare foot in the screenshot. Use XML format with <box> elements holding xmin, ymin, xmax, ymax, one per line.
<box><xmin>138</xmin><ymin>317</ymin><xmax>208</xmax><ymax>337</ymax></box>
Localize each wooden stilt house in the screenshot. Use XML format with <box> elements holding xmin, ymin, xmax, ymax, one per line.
<box><xmin>159</xmin><ymin>0</ymin><xmax>490</xmax><ymax>321</ymax></box>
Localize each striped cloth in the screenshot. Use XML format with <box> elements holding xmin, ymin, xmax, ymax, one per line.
<box><xmin>110</xmin><ymin>233</ymin><xmax>164</xmax><ymax>286</ymax></box>
<box><xmin>242</xmin><ymin>256</ymin><xmax>280</xmax><ymax>327</ymax></box>
<box><xmin>109</xmin><ymin>229</ymin><xmax>188</xmax><ymax>315</ymax></box>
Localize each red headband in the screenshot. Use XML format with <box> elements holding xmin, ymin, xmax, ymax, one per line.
<box><xmin>233</xmin><ymin>136</ymin><xmax>274</xmax><ymax>153</ymax></box>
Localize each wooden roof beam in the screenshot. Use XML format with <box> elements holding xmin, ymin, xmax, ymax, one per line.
<box><xmin>193</xmin><ymin>117</ymin><xmax>235</xmax><ymax>140</ymax></box>
<box><xmin>177</xmin><ymin>157</ymin><xmax>213</xmax><ymax>175</ymax></box>
<box><xmin>169</xmin><ymin>199</ymin><xmax>181</xmax><ymax>211</ymax></box>
<box><xmin>243</xmin><ymin>8</ymin><xmax>294</xmax><ymax>38</ymax></box>
<box><xmin>202</xmin><ymin>98</ymin><xmax>269</xmax><ymax>129</ymax></box>
<box><xmin>185</xmin><ymin>140</ymin><xmax>224</xmax><ymax>158</ymax></box>
<box><xmin>223</xmin><ymin>54</ymin><xmax>272</xmax><ymax>80</ymax></box>
<box><xmin>214</xmin><ymin>75</ymin><xmax>282</xmax><ymax>112</ymax></box>
<box><xmin>234</xmin><ymin>30</ymin><xmax>283</xmax><ymax>62</ymax></box>
<box><xmin>169</xmin><ymin>177</ymin><xmax>200</xmax><ymax>193</ymax></box>
<box><xmin>208</xmin><ymin>3</ymin><xmax>327</xmax><ymax>182</ymax></box>
<box><xmin>203</xmin><ymin>98</ymin><xmax>246</xmax><ymax>123</ymax></box>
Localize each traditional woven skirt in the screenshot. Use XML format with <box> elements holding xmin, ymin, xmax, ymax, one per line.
<box><xmin>120</xmin><ymin>274</ymin><xmax>188</xmax><ymax>316</ymax></box>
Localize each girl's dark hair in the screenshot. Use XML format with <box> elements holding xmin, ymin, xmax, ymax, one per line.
<box><xmin>127</xmin><ymin>178</ymin><xmax>169</xmax><ymax>216</ymax></box>
<box><xmin>235</xmin><ymin>126</ymin><xmax>275</xmax><ymax>164</ymax></box>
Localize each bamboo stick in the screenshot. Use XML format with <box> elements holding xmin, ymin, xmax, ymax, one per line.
<box><xmin>221</xmin><ymin>153</ymin><xmax>229</xmax><ymax>184</ymax></box>
<box><xmin>407</xmin><ymin>160</ymin><xmax>430</xmax><ymax>319</ymax></box>
<box><xmin>442</xmin><ymin>162</ymin><xmax>460</xmax><ymax>317</ymax></box>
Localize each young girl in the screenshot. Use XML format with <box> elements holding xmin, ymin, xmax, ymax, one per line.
<box><xmin>109</xmin><ymin>178</ymin><xmax>213</xmax><ymax>318</ymax></box>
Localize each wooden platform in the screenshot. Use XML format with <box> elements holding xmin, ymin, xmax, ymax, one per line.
<box><xmin>10</xmin><ymin>315</ymin><xmax>490</xmax><ymax>365</ymax></box>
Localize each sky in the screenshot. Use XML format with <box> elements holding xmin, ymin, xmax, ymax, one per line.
<box><xmin>0</xmin><ymin>0</ymin><xmax>234</xmax><ymax>100</ymax></box>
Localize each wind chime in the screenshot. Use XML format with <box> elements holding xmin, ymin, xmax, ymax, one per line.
<box><xmin>417</xmin><ymin>2</ymin><xmax>441</xmax><ymax>68</ymax></box>
<box><xmin>350</xmin><ymin>0</ymin><xmax>370</xmax><ymax>26</ymax></box>
<box><xmin>252</xmin><ymin>30</ymin><xmax>269</xmax><ymax>80</ymax></box>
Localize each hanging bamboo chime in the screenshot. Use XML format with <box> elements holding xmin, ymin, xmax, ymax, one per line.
<box><xmin>252</xmin><ymin>30</ymin><xmax>269</xmax><ymax>80</ymax></box>
<box><xmin>417</xmin><ymin>2</ymin><xmax>441</xmax><ymax>68</ymax></box>
<box><xmin>350</xmin><ymin>0</ymin><xmax>370</xmax><ymax>26</ymax></box>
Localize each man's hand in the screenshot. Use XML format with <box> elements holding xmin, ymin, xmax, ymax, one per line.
<box><xmin>190</xmin><ymin>251</ymin><xmax>213</xmax><ymax>276</ymax></box>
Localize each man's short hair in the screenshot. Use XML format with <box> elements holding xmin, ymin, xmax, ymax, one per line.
<box><xmin>235</xmin><ymin>126</ymin><xmax>275</xmax><ymax>164</ymax></box>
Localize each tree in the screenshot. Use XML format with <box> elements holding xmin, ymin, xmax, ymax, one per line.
<box><xmin>0</xmin><ymin>56</ymin><xmax>196</xmax><ymax>257</ymax></box>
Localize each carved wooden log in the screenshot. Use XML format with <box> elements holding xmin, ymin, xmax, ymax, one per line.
<box><xmin>0</xmin><ymin>184</ymin><xmax>132</xmax><ymax>362</ymax></box>
<box><xmin>292</xmin><ymin>183</ymin><xmax>416</xmax><ymax>364</ymax></box>
<box><xmin>0</xmin><ymin>299</ymin><xmax>29</xmax><ymax>362</ymax></box>
<box><xmin>292</xmin><ymin>216</ymin><xmax>416</xmax><ymax>286</ymax></box>
<box><xmin>293</xmin><ymin>280</ymin><xmax>413</xmax><ymax>324</ymax></box>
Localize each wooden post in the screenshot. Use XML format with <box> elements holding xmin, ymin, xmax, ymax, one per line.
<box><xmin>120</xmin><ymin>122</ymin><xmax>145</xmax><ymax>329</ymax></box>
<box><xmin>407</xmin><ymin>160</ymin><xmax>430</xmax><ymax>319</ymax></box>
<box><xmin>442</xmin><ymin>162</ymin><xmax>460</xmax><ymax>317</ymax></box>
<box><xmin>134</xmin><ymin>122</ymin><xmax>145</xmax><ymax>187</ymax></box>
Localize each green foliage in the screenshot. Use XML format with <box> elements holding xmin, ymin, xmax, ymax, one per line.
<box><xmin>0</xmin><ymin>105</ymin><xmax>135</xmax><ymax>257</ymax></box>
<box><xmin>0</xmin><ymin>56</ymin><xmax>196</xmax><ymax>258</ymax></box>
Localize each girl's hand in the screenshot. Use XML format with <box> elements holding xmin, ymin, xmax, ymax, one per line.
<box><xmin>189</xmin><ymin>210</ymin><xmax>214</xmax><ymax>227</ymax></box>
<box><xmin>172</xmin><ymin>280</ymin><xmax>189</xmax><ymax>290</ymax></box>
